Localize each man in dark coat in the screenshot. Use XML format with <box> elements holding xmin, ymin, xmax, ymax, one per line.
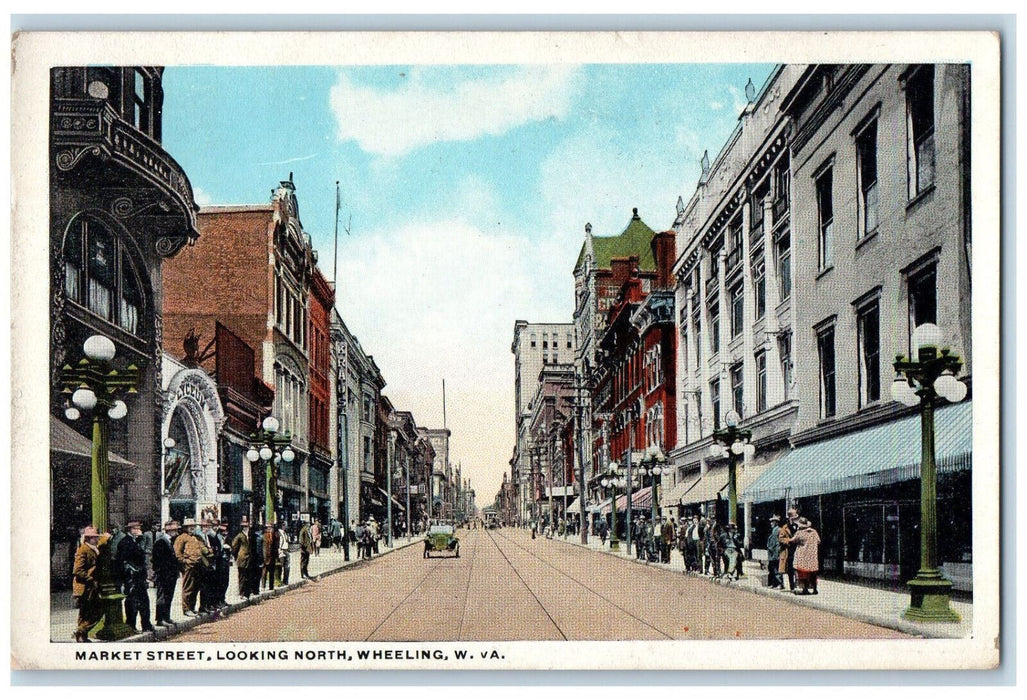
<box><xmin>766</xmin><ymin>515</ymin><xmax>783</xmax><ymax>588</ymax></box>
<box><xmin>661</xmin><ymin>518</ymin><xmax>675</xmax><ymax>563</ymax></box>
<box><xmin>262</xmin><ymin>523</ymin><xmax>279</xmax><ymax>590</ymax></box>
<box><xmin>151</xmin><ymin>520</ymin><xmax>180</xmax><ymax>625</ymax></box>
<box><xmin>116</xmin><ymin>520</ymin><xmax>154</xmax><ymax>632</ymax></box>
<box><xmin>215</xmin><ymin>521</ymin><xmax>231</xmax><ymax>606</ymax></box>
<box><xmin>72</xmin><ymin>525</ymin><xmax>103</xmax><ymax>642</ymax></box>
<box><xmin>198</xmin><ymin>518</ymin><xmax>221</xmax><ymax>612</ymax></box>
<box><xmin>299</xmin><ymin>519</ymin><xmax>313</xmax><ymax>579</ymax></box>
<box><xmin>231</xmin><ymin>516</ymin><xmax>256</xmax><ymax>598</ymax></box>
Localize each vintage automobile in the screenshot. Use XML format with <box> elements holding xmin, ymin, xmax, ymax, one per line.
<box><xmin>424</xmin><ymin>521</ymin><xmax>460</xmax><ymax>558</ymax></box>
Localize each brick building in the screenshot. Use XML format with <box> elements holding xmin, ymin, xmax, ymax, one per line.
<box><xmin>163</xmin><ymin>175</ymin><xmax>320</xmax><ymax>533</ymax></box>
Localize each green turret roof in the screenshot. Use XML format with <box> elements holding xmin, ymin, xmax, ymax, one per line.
<box><xmin>574</xmin><ymin>209</ymin><xmax>657</xmax><ymax>272</ymax></box>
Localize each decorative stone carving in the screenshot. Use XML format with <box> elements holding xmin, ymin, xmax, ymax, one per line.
<box><xmin>55</xmin><ymin>146</ymin><xmax>102</xmax><ymax>172</ymax></box>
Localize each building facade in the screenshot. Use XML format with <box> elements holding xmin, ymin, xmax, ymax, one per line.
<box><xmin>510</xmin><ymin>321</ymin><xmax>575</xmax><ymax>523</ymax></box>
<box><xmin>163</xmin><ymin>176</ymin><xmax>322</xmax><ymax>534</ymax></box>
<box><xmin>50</xmin><ymin>66</ymin><xmax>200</xmax><ymax>573</ymax></box>
<box><xmin>742</xmin><ymin>63</ymin><xmax>973</xmax><ymax>588</ymax></box>
<box><xmin>666</xmin><ymin>66</ymin><xmax>804</xmax><ymax>543</ymax></box>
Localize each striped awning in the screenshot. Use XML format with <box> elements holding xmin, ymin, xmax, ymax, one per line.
<box><xmin>742</xmin><ymin>401</ymin><xmax>972</xmax><ymax>503</ymax></box>
<box><xmin>679</xmin><ymin>466</ymin><xmax>729</xmax><ymax>506</ymax></box>
<box><xmin>599</xmin><ymin>487</ymin><xmax>652</xmax><ymax>513</ymax></box>
<box><xmin>661</xmin><ymin>473</ymin><xmax>702</xmax><ymax>507</ymax></box>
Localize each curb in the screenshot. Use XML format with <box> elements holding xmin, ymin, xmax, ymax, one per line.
<box><xmin>126</xmin><ymin>537</ymin><xmax>422</xmax><ymax>642</ymax></box>
<box><xmin>548</xmin><ymin>532</ymin><xmax>962</xmax><ymax>640</ymax></box>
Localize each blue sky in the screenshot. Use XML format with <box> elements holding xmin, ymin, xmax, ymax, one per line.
<box><xmin>162</xmin><ymin>62</ymin><xmax>775</xmax><ymax>502</ymax></box>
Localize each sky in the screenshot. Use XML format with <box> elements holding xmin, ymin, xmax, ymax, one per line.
<box><xmin>161</xmin><ymin>62</ymin><xmax>776</xmax><ymax>504</ymax></box>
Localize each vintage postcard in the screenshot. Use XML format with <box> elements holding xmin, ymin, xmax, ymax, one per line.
<box><xmin>10</xmin><ymin>30</ymin><xmax>1001</xmax><ymax>671</ymax></box>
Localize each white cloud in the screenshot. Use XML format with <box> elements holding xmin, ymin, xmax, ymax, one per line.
<box><xmin>537</xmin><ymin>127</ymin><xmax>686</xmax><ymax>243</ymax></box>
<box><xmin>335</xmin><ymin>211</ymin><xmax>569</xmax><ymax>501</ymax></box>
<box><xmin>329</xmin><ymin>66</ymin><xmax>583</xmax><ymax>157</ymax></box>
<box><xmin>192</xmin><ymin>186</ymin><xmax>212</xmax><ymax>206</ymax></box>
<box><xmin>727</xmin><ymin>84</ymin><xmax>749</xmax><ymax>115</ymax></box>
<box><xmin>710</xmin><ymin>100</ymin><xmax>724</xmax><ymax>110</ymax></box>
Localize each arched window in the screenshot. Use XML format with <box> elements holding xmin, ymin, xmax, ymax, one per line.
<box><xmin>63</xmin><ymin>217</ymin><xmax>146</xmax><ymax>336</ymax></box>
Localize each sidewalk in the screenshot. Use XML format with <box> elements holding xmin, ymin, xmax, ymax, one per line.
<box><xmin>545</xmin><ymin>530</ymin><xmax>973</xmax><ymax>640</ymax></box>
<box><xmin>52</xmin><ymin>536</ymin><xmax>420</xmax><ymax>643</ymax></box>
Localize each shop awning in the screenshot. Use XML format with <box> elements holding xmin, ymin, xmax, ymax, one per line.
<box><xmin>564</xmin><ymin>497</ymin><xmax>583</xmax><ymax>514</ymax></box>
<box><xmin>679</xmin><ymin>467</ymin><xmax>728</xmax><ymax>506</ymax></box>
<box><xmin>661</xmin><ymin>473</ymin><xmax>702</xmax><ymax>507</ymax></box>
<box><xmin>598</xmin><ymin>488</ymin><xmax>652</xmax><ymax>514</ymax></box>
<box><xmin>742</xmin><ymin>401</ymin><xmax>972</xmax><ymax>503</ymax></box>
<box><xmin>51</xmin><ymin>418</ymin><xmax>134</xmax><ymax>467</ymax></box>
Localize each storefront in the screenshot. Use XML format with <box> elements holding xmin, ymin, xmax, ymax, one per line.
<box><xmin>743</xmin><ymin>402</ymin><xmax>972</xmax><ymax>591</ymax></box>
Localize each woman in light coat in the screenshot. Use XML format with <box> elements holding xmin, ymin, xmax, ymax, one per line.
<box><xmin>784</xmin><ymin>517</ymin><xmax>821</xmax><ymax>595</ymax></box>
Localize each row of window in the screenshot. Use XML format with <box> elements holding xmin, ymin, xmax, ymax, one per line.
<box><xmin>274</xmin><ymin>273</ymin><xmax>307</xmax><ymax>349</ymax></box>
<box><xmin>816</xmin><ymin>66</ymin><xmax>936</xmax><ymax>271</ymax></box>
<box><xmin>816</xmin><ymin>262</ymin><xmax>935</xmax><ymax>420</ymax></box>
<box><xmin>274</xmin><ymin>366</ymin><xmax>307</xmax><ymax>440</ymax></box>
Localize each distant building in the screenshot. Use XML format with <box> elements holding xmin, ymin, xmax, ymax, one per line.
<box><xmin>511</xmin><ymin>320</ymin><xmax>574</xmax><ymax>523</ymax></box>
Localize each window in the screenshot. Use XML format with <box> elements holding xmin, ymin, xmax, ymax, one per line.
<box><xmin>131</xmin><ymin>69</ymin><xmax>148</xmax><ymax>132</ymax></box>
<box><xmin>856</xmin><ymin>120</ymin><xmax>879</xmax><ymax>237</ymax></box>
<box><xmin>908</xmin><ymin>263</ymin><xmax>938</xmax><ymax>354</ymax></box>
<box><xmin>857</xmin><ymin>301</ymin><xmax>881</xmax><ymax>407</ymax></box>
<box><xmin>709</xmin><ymin>301</ymin><xmax>720</xmax><ymax>354</ymax></box>
<box><xmin>816</xmin><ymin>168</ymin><xmax>834</xmax><ymax>269</ymax></box>
<box><xmin>751</xmin><ymin>182</ymin><xmax>768</xmax><ymax>233</ymax></box>
<box><xmin>730</xmin><ymin>363</ymin><xmax>744</xmax><ymax>417</ymax></box>
<box><xmin>756</xmin><ymin>352</ymin><xmax>768</xmax><ymax>413</ymax></box>
<box><xmin>773</xmin><ymin>159</ymin><xmax>790</xmax><ymax>211</ymax></box>
<box><xmin>530</xmin><ymin>334</ymin><xmax>536</xmax><ymax>349</ymax></box>
<box><xmin>730</xmin><ymin>283</ymin><xmax>744</xmax><ymax>338</ymax></box>
<box><xmin>817</xmin><ymin>325</ymin><xmax>837</xmax><ymax>419</ymax></box>
<box><xmin>710</xmin><ymin>379</ymin><xmax>721</xmax><ymax>431</ymax></box>
<box><xmin>754</xmin><ymin>260</ymin><xmax>766</xmax><ymax>320</ymax></box>
<box><xmin>63</xmin><ymin>217</ymin><xmax>144</xmax><ymax>335</ymax></box>
<box><xmin>776</xmin><ymin>233</ymin><xmax>791</xmax><ymax>300</ymax></box>
<box><xmin>906</xmin><ymin>66</ymin><xmax>936</xmax><ymax>199</ymax></box>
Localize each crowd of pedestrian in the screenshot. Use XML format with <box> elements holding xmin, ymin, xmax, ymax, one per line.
<box><xmin>520</xmin><ymin>507</ymin><xmax>823</xmax><ymax>594</ymax></box>
<box><xmin>71</xmin><ymin>511</ymin><xmax>410</xmax><ymax>642</ymax></box>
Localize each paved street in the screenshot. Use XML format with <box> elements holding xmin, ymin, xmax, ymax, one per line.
<box><xmin>171</xmin><ymin>528</ymin><xmax>908</xmax><ymax>642</ymax></box>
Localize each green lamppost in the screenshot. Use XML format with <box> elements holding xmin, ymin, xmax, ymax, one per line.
<box><xmin>891</xmin><ymin>322</ymin><xmax>967</xmax><ymax>623</ymax></box>
<box><xmin>246</xmin><ymin>416</ymin><xmax>295</xmax><ymax>526</ymax></box>
<box><xmin>600</xmin><ymin>461</ymin><xmax>629</xmax><ymax>551</ymax></box>
<box><xmin>639</xmin><ymin>445</ymin><xmax>671</xmax><ymax>523</ymax></box>
<box><xmin>709</xmin><ymin>409</ymin><xmax>755</xmax><ymax>527</ymax></box>
<box><xmin>60</xmin><ymin>333</ymin><xmax>140</xmax><ymax>641</ymax></box>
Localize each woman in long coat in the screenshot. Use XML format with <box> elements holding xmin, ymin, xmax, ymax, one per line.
<box><xmin>777</xmin><ymin>518</ymin><xmax>794</xmax><ymax>590</ymax></box>
<box><xmin>785</xmin><ymin>517</ymin><xmax>821</xmax><ymax>595</ymax></box>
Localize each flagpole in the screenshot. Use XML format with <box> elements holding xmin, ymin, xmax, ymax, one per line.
<box><xmin>333</xmin><ymin>180</ymin><xmax>340</xmax><ymax>284</ymax></box>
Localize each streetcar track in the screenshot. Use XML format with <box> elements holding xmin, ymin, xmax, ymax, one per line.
<box><xmin>456</xmin><ymin>528</ymin><xmax>477</xmax><ymax>640</ymax></box>
<box><xmin>363</xmin><ymin>555</ymin><xmax>445</xmax><ymax>641</ymax></box>
<box><xmin>481</xmin><ymin>528</ymin><xmax>568</xmax><ymax>640</ymax></box>
<box><xmin>488</xmin><ymin>528</ymin><xmax>674</xmax><ymax>640</ymax></box>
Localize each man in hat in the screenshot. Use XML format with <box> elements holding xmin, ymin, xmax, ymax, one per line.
<box><xmin>215</xmin><ymin>520</ymin><xmax>232</xmax><ymax>607</ymax></box>
<box><xmin>262</xmin><ymin>523</ymin><xmax>279</xmax><ymax>590</ymax></box>
<box><xmin>766</xmin><ymin>515</ymin><xmax>784</xmax><ymax>589</ymax></box>
<box><xmin>198</xmin><ymin>518</ymin><xmax>220</xmax><ymax>612</ymax></box>
<box><xmin>72</xmin><ymin>525</ymin><xmax>104</xmax><ymax>642</ymax></box>
<box><xmin>152</xmin><ymin>520</ymin><xmax>180</xmax><ymax>626</ymax></box>
<box><xmin>231</xmin><ymin>516</ymin><xmax>256</xmax><ymax>598</ymax></box>
<box><xmin>117</xmin><ymin>520</ymin><xmax>154</xmax><ymax>632</ymax></box>
<box><xmin>298</xmin><ymin>518</ymin><xmax>313</xmax><ymax>580</ymax></box>
<box><xmin>174</xmin><ymin>517</ymin><xmax>211</xmax><ymax>616</ymax></box>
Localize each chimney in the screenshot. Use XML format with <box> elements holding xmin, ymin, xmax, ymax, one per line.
<box><xmin>651</xmin><ymin>230</ymin><xmax>677</xmax><ymax>290</ymax></box>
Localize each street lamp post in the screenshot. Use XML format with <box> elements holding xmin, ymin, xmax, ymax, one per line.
<box><xmin>639</xmin><ymin>445</ymin><xmax>671</xmax><ymax>523</ymax></box>
<box><xmin>59</xmin><ymin>333</ymin><xmax>140</xmax><ymax>641</ymax></box>
<box><xmin>245</xmin><ymin>416</ymin><xmax>295</xmax><ymax>526</ymax></box>
<box><xmin>710</xmin><ymin>409</ymin><xmax>755</xmax><ymax>527</ymax></box>
<box><xmin>599</xmin><ymin>461</ymin><xmax>627</xmax><ymax>551</ymax></box>
<box><xmin>891</xmin><ymin>322</ymin><xmax>967</xmax><ymax>623</ymax></box>
<box><xmin>159</xmin><ymin>436</ymin><xmax>176</xmax><ymax>526</ymax></box>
